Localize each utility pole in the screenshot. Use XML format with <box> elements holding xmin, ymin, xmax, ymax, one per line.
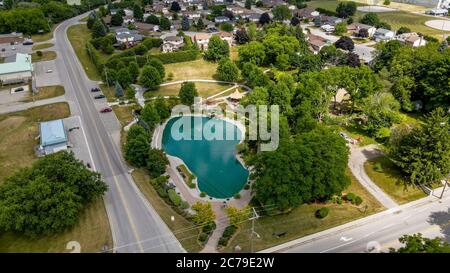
<box><xmin>439</xmin><ymin>175</ymin><xmax>449</xmax><ymax>199</ymax></box>
<box><xmin>250</xmin><ymin>207</ymin><xmax>260</xmax><ymax>253</ymax></box>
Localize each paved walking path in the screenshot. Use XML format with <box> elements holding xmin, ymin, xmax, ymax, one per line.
<box><xmin>0</xmin><ymin>95</ymin><xmax>66</xmax><ymax>115</ymax></box>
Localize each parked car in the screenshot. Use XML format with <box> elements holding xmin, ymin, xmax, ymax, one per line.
<box><xmin>91</xmin><ymin>87</ymin><xmax>100</xmax><ymax>92</ymax></box>
<box><xmin>100</xmin><ymin>107</ymin><xmax>112</xmax><ymax>113</ymax></box>
<box><xmin>46</xmin><ymin>69</ymin><xmax>53</xmax><ymax>73</ymax></box>
<box><xmin>14</xmin><ymin>87</ymin><xmax>24</xmax><ymax>92</ymax></box>
<box><xmin>94</xmin><ymin>94</ymin><xmax>105</xmax><ymax>99</ymax></box>
<box><xmin>23</xmin><ymin>40</ymin><xmax>33</xmax><ymax>45</ymax></box>
<box><xmin>1</xmin><ymin>48</ymin><xmax>5</xmax><ymax>52</ymax></box>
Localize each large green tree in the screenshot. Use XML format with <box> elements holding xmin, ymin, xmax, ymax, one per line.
<box><xmin>216</xmin><ymin>58</ymin><xmax>239</xmax><ymax>82</ymax></box>
<box><xmin>147</xmin><ymin>149</ymin><xmax>169</xmax><ymax>178</ymax></box>
<box><xmin>140</xmin><ymin>103</ymin><xmax>161</xmax><ymax>131</ymax></box>
<box><xmin>139</xmin><ymin>65</ymin><xmax>162</xmax><ymax>90</ymax></box>
<box><xmin>179</xmin><ymin>82</ymin><xmax>198</xmax><ymax>105</ymax></box>
<box><xmin>390</xmin><ymin>234</ymin><xmax>450</xmax><ymax>253</ymax></box>
<box><xmin>204</xmin><ymin>35</ymin><xmax>230</xmax><ymax>61</ymax></box>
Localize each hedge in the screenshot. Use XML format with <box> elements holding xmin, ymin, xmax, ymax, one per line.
<box><xmin>218</xmin><ymin>225</ymin><xmax>237</xmax><ymax>247</ymax></box>
<box><xmin>168</xmin><ymin>189</ymin><xmax>182</xmax><ymax>206</ymax></box>
<box><xmin>150</xmin><ymin>49</ymin><xmax>200</xmax><ymax>64</ymax></box>
<box><xmin>142</xmin><ymin>37</ymin><xmax>163</xmax><ymax>49</ymax></box>
<box><xmin>86</xmin><ymin>41</ymin><xmax>104</xmax><ymax>72</ymax></box>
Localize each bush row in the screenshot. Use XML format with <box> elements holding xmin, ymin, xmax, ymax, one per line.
<box><xmin>151</xmin><ymin>49</ymin><xmax>200</xmax><ymax>64</ymax></box>
<box><xmin>218</xmin><ymin>225</ymin><xmax>237</xmax><ymax>247</ymax></box>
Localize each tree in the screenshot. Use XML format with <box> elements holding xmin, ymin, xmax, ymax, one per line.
<box><xmin>290</xmin><ymin>16</ymin><xmax>300</xmax><ymax>26</ymax></box>
<box><xmin>361</xmin><ymin>92</ymin><xmax>401</xmax><ymax>138</ymax></box>
<box><xmin>154</xmin><ymin>97</ymin><xmax>170</xmax><ymax>120</ymax></box>
<box><xmin>235</xmin><ymin>28</ymin><xmax>250</xmax><ymax>44</ymax></box>
<box><xmin>147</xmin><ymin>149</ymin><xmax>169</xmax><ymax>178</ymax></box>
<box><xmin>334</xmin><ymin>36</ymin><xmax>354</xmax><ymax>51</ymax></box>
<box><xmin>139</xmin><ymin>65</ymin><xmax>162</xmax><ymax>90</ymax></box>
<box><xmin>191</xmin><ymin>202</ymin><xmax>216</xmax><ymax>225</ymax></box>
<box><xmin>245</xmin><ymin>0</ymin><xmax>252</xmax><ymax>9</ymax></box>
<box><xmin>170</xmin><ymin>1</ymin><xmax>181</xmax><ymax>12</ymax></box>
<box><xmin>159</xmin><ymin>16</ymin><xmax>171</xmax><ymax>30</ymax></box>
<box><xmin>117</xmin><ymin>68</ymin><xmax>132</xmax><ymax>87</ymax></box>
<box><xmin>397</xmin><ymin>26</ymin><xmax>411</xmax><ymax>35</ymax></box>
<box><xmin>224</xmin><ymin>206</ymin><xmax>251</xmax><ymax>227</ymax></box>
<box><xmin>253</xmin><ymin>125</ymin><xmax>350</xmax><ymax>211</ymax></box>
<box><xmin>319</xmin><ymin>45</ymin><xmax>346</xmax><ymax>65</ymax></box>
<box><xmin>241</xmin><ymin>62</ymin><xmax>269</xmax><ymax>88</ymax></box>
<box><xmin>247</xmin><ymin>22</ymin><xmax>257</xmax><ymax>41</ymax></box>
<box><xmin>196</xmin><ymin>18</ymin><xmax>205</xmax><ymax>30</ymax></box>
<box><xmin>0</xmin><ymin>151</ymin><xmax>107</xmax><ymax>237</ymax></box>
<box><xmin>238</xmin><ymin>41</ymin><xmax>265</xmax><ymax>66</ymax></box>
<box><xmin>133</xmin><ymin>4</ymin><xmax>143</xmax><ymax>21</ymax></box>
<box><xmin>140</xmin><ymin>103</ymin><xmax>161</xmax><ymax>131</ymax></box>
<box><xmin>181</xmin><ymin>16</ymin><xmax>190</xmax><ymax>31</ymax></box>
<box><xmin>383</xmin><ymin>0</ymin><xmax>391</xmax><ymax>5</ymax></box>
<box><xmin>149</xmin><ymin>58</ymin><xmax>165</xmax><ymax>79</ymax></box>
<box><xmin>125</xmin><ymin>134</ymin><xmax>150</xmax><ymax>167</ymax></box>
<box><xmin>272</xmin><ymin>5</ymin><xmax>291</xmax><ymax>21</ymax></box>
<box><xmin>115</xmin><ymin>80</ymin><xmax>124</xmax><ymax>97</ymax></box>
<box><xmin>204</xmin><ymin>35</ymin><xmax>229</xmax><ymax>61</ymax></box>
<box><xmin>220</xmin><ymin>22</ymin><xmax>233</xmax><ymax>32</ymax></box>
<box><xmin>372</xmin><ymin>40</ymin><xmax>402</xmax><ymax>72</ymax></box>
<box><xmin>92</xmin><ymin>20</ymin><xmax>107</xmax><ymax>38</ymax></box>
<box><xmin>293</xmin><ymin>52</ymin><xmax>323</xmax><ymax>73</ymax></box>
<box><xmin>358</xmin><ymin>28</ymin><xmax>369</xmax><ymax>38</ymax></box>
<box><xmin>111</xmin><ymin>12</ymin><xmax>124</xmax><ymax>26</ymax></box>
<box><xmin>128</xmin><ymin>61</ymin><xmax>140</xmax><ymax>82</ymax></box>
<box><xmin>125</xmin><ymin>86</ymin><xmax>136</xmax><ymax>100</ymax></box>
<box><xmin>334</xmin><ymin>21</ymin><xmax>347</xmax><ymax>36</ymax></box>
<box><xmin>389</xmin><ymin>108</ymin><xmax>450</xmax><ymax>186</ymax></box>
<box><xmin>259</xmin><ymin>12</ymin><xmax>271</xmax><ymax>25</ymax></box>
<box><xmin>390</xmin><ymin>234</ymin><xmax>450</xmax><ymax>253</ymax></box>
<box><xmin>128</xmin><ymin>124</ymin><xmax>149</xmax><ymax>140</ymax></box>
<box><xmin>346</xmin><ymin>52</ymin><xmax>360</xmax><ymax>67</ymax></box>
<box><xmin>145</xmin><ymin>14</ymin><xmax>160</xmax><ymax>25</ymax></box>
<box><xmin>179</xmin><ymin>82</ymin><xmax>198</xmax><ymax>105</ymax></box>
<box><xmin>360</xmin><ymin>12</ymin><xmax>380</xmax><ymax>27</ymax></box>
<box><xmin>241</xmin><ymin>86</ymin><xmax>269</xmax><ymax>107</ymax></box>
<box><xmin>216</xmin><ymin>58</ymin><xmax>239</xmax><ymax>82</ymax></box>
<box><xmin>336</xmin><ymin>1</ymin><xmax>357</xmax><ymax>18</ymax></box>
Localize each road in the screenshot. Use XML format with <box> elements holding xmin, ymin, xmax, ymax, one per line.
<box><xmin>54</xmin><ymin>13</ymin><xmax>184</xmax><ymax>253</ymax></box>
<box><xmin>262</xmin><ymin>190</ymin><xmax>450</xmax><ymax>253</ymax></box>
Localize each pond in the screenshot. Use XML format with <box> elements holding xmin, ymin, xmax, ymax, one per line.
<box><xmin>162</xmin><ymin>116</ymin><xmax>249</xmax><ymax>199</ymax></box>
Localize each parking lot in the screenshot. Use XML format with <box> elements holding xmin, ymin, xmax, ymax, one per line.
<box><xmin>0</xmin><ymin>42</ymin><xmax>32</xmax><ymax>58</ymax></box>
<box><xmin>64</xmin><ymin>115</ymin><xmax>95</xmax><ymax>168</ymax></box>
<box><xmin>34</xmin><ymin>60</ymin><xmax>61</xmax><ymax>87</ymax></box>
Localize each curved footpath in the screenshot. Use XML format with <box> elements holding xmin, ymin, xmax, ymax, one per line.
<box><xmin>55</xmin><ymin>12</ymin><xmax>183</xmax><ymax>253</ymax></box>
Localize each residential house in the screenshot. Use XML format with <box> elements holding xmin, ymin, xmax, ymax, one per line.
<box><xmin>396</xmin><ymin>32</ymin><xmax>427</xmax><ymax>47</ymax></box>
<box><xmin>215</xmin><ymin>16</ymin><xmax>230</xmax><ymax>23</ymax></box>
<box><xmin>322</xmin><ymin>15</ymin><xmax>342</xmax><ymax>26</ymax></box>
<box><xmin>226</xmin><ymin>5</ymin><xmax>246</xmax><ymax>15</ymax></box>
<box><xmin>218</xmin><ymin>31</ymin><xmax>233</xmax><ymax>47</ymax></box>
<box><xmin>373</xmin><ymin>28</ymin><xmax>395</xmax><ymax>42</ymax></box>
<box><xmin>162</xmin><ymin>35</ymin><xmax>185</xmax><ymax>52</ymax></box>
<box><xmin>295</xmin><ymin>7</ymin><xmax>319</xmax><ymax>20</ymax></box>
<box><xmin>123</xmin><ymin>8</ymin><xmax>134</xmax><ymax>17</ymax></box>
<box><xmin>182</xmin><ymin>11</ymin><xmax>201</xmax><ymax>20</ymax></box>
<box><xmin>115</xmin><ymin>28</ymin><xmax>143</xmax><ymax>47</ymax></box>
<box><xmin>123</xmin><ymin>16</ymin><xmax>135</xmax><ymax>25</ymax></box>
<box><xmin>102</xmin><ymin>15</ymin><xmax>112</xmax><ymax>26</ymax></box>
<box><xmin>307</xmin><ymin>33</ymin><xmax>328</xmax><ymax>53</ymax></box>
<box><xmin>244</xmin><ymin>13</ymin><xmax>261</xmax><ymax>23</ymax></box>
<box><xmin>134</xmin><ymin>22</ymin><xmax>160</xmax><ymax>34</ymax></box>
<box><xmin>193</xmin><ymin>33</ymin><xmax>211</xmax><ymax>51</ymax></box>
<box><xmin>261</xmin><ymin>0</ymin><xmax>285</xmax><ymax>8</ymax></box>
<box><xmin>347</xmin><ymin>23</ymin><xmax>376</xmax><ymax>37</ymax></box>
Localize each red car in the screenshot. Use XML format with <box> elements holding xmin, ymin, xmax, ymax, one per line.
<box><xmin>100</xmin><ymin>107</ymin><xmax>112</xmax><ymax>113</ymax></box>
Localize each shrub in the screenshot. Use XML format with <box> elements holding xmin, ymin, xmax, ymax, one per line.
<box><xmin>198</xmin><ymin>232</ymin><xmax>208</xmax><ymax>243</ymax></box>
<box><xmin>234</xmin><ymin>193</ymin><xmax>241</xmax><ymax>199</ymax></box>
<box><xmin>202</xmin><ymin>221</ymin><xmax>216</xmax><ymax>234</ymax></box>
<box><xmin>315</xmin><ymin>207</ymin><xmax>329</xmax><ymax>219</ymax></box>
<box><xmin>168</xmin><ymin>189</ymin><xmax>182</xmax><ymax>206</ymax></box>
<box><xmin>336</xmin><ymin>196</ymin><xmax>343</xmax><ymax>205</ymax></box>
<box><xmin>373</xmin><ymin>162</ymin><xmax>382</xmax><ymax>172</ymax></box>
<box><xmin>36</xmin><ymin>50</ymin><xmax>43</xmax><ymax>57</ymax></box>
<box><xmin>180</xmin><ymin>201</ymin><xmax>190</xmax><ymax>209</ymax></box>
<box><xmin>188</xmin><ymin>182</ymin><xmax>196</xmax><ymax>189</ymax></box>
<box><xmin>244</xmin><ymin>184</ymin><xmax>250</xmax><ymax>190</ymax></box>
<box><xmin>218</xmin><ymin>225</ymin><xmax>237</xmax><ymax>247</ymax></box>
<box><xmin>354</xmin><ymin>196</ymin><xmax>363</xmax><ymax>206</ymax></box>
<box><xmin>156</xmin><ymin>186</ymin><xmax>168</xmax><ymax>198</ymax></box>
<box><xmin>200</xmin><ymin>192</ymin><xmax>207</xmax><ymax>198</ymax></box>
<box><xmin>151</xmin><ymin>49</ymin><xmax>199</xmax><ymax>64</ymax></box>
<box><xmin>346</xmin><ymin>192</ymin><xmax>356</xmax><ymax>202</ymax></box>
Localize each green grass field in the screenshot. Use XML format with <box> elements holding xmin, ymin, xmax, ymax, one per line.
<box><xmin>22</xmin><ymin>85</ymin><xmax>65</xmax><ymax>102</ymax></box>
<box><xmin>222</xmin><ymin>169</ymin><xmax>384</xmax><ymax>252</ymax></box>
<box><xmin>164</xmin><ymin>59</ymin><xmax>219</xmax><ymax>82</ymax></box>
<box><xmin>150</xmin><ymin>82</ymin><xmax>232</xmax><ymax>98</ymax></box>
<box><xmin>31</xmin><ymin>51</ymin><xmax>57</xmax><ymax>63</ymax></box>
<box><xmin>32</xmin><ymin>43</ymin><xmax>54</xmax><ymax>51</ymax></box>
<box><xmin>364</xmin><ymin>156</ymin><xmax>427</xmax><ymax>204</ymax></box>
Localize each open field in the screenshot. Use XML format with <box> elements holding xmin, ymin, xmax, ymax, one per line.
<box><xmin>364</xmin><ymin>156</ymin><xmax>427</xmax><ymax>204</ymax></box>
<box><xmin>131</xmin><ymin>169</ymin><xmax>203</xmax><ymax>253</ymax></box>
<box><xmin>164</xmin><ymin>59</ymin><xmax>218</xmax><ymax>82</ymax></box>
<box><xmin>222</xmin><ymin>169</ymin><xmax>384</xmax><ymax>252</ymax></box>
<box><xmin>150</xmin><ymin>82</ymin><xmax>232</xmax><ymax>98</ymax></box>
<box><xmin>67</xmin><ymin>24</ymin><xmax>110</xmax><ymax>81</ymax></box>
<box><xmin>32</xmin><ymin>43</ymin><xmax>54</xmax><ymax>51</ymax></box>
<box><xmin>112</xmin><ymin>105</ymin><xmax>136</xmax><ymax>127</ymax></box>
<box><xmin>351</xmin><ymin>0</ymin><xmax>429</xmax><ymax>13</ymax></box>
<box><xmin>0</xmin><ymin>102</ymin><xmax>70</xmax><ymax>182</ymax></box>
<box><xmin>99</xmin><ymin>84</ymin><xmax>117</xmax><ymax>102</ymax></box>
<box><xmin>22</xmin><ymin>85</ymin><xmax>65</xmax><ymax>102</ymax></box>
<box><xmin>31</xmin><ymin>51</ymin><xmax>57</xmax><ymax>63</ymax></box>
<box><xmin>31</xmin><ymin>32</ymin><xmax>54</xmax><ymax>43</ymax></box>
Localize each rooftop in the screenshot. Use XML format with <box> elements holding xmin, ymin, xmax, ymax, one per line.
<box><xmin>40</xmin><ymin>119</ymin><xmax>68</xmax><ymax>147</ymax></box>
<box><xmin>0</xmin><ymin>53</ymin><xmax>33</xmax><ymax>75</ymax></box>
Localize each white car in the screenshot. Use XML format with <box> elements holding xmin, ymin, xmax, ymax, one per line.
<box><xmin>46</xmin><ymin>69</ymin><xmax>53</xmax><ymax>73</ymax></box>
<box><xmin>321</xmin><ymin>24</ymin><xmax>335</xmax><ymax>32</ymax></box>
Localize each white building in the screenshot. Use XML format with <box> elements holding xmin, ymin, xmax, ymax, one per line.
<box><xmin>162</xmin><ymin>35</ymin><xmax>185</xmax><ymax>52</ymax></box>
<box><xmin>373</xmin><ymin>28</ymin><xmax>395</xmax><ymax>42</ymax></box>
<box><xmin>396</xmin><ymin>32</ymin><xmax>427</xmax><ymax>47</ymax></box>
<box><xmin>0</xmin><ymin>53</ymin><xmax>33</xmax><ymax>85</ymax></box>
<box><xmin>193</xmin><ymin>33</ymin><xmax>211</xmax><ymax>51</ymax></box>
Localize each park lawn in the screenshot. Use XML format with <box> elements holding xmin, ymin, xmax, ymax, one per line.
<box><xmin>131</xmin><ymin>169</ymin><xmax>203</xmax><ymax>253</ymax></box>
<box><xmin>67</xmin><ymin>24</ymin><xmax>110</xmax><ymax>81</ymax></box>
<box><xmin>32</xmin><ymin>43</ymin><xmax>54</xmax><ymax>51</ymax></box>
<box><xmin>364</xmin><ymin>156</ymin><xmax>427</xmax><ymax>204</ymax></box>
<box><xmin>0</xmin><ymin>102</ymin><xmax>70</xmax><ymax>182</ymax></box>
<box><xmin>112</xmin><ymin>105</ymin><xmax>136</xmax><ymax>127</ymax></box>
<box><xmin>22</xmin><ymin>85</ymin><xmax>65</xmax><ymax>102</ymax></box>
<box><xmin>99</xmin><ymin>84</ymin><xmax>117</xmax><ymax>102</ymax></box>
<box><xmin>164</xmin><ymin>59</ymin><xmax>218</xmax><ymax>82</ymax></box>
<box><xmin>222</xmin><ymin>168</ymin><xmax>384</xmax><ymax>252</ymax></box>
<box><xmin>150</xmin><ymin>82</ymin><xmax>232</xmax><ymax>98</ymax></box>
<box><xmin>0</xmin><ymin>197</ymin><xmax>112</xmax><ymax>253</ymax></box>
<box><xmin>31</xmin><ymin>51</ymin><xmax>57</xmax><ymax>63</ymax></box>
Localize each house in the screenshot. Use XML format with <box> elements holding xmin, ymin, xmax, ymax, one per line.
<box><xmin>226</xmin><ymin>5</ymin><xmax>246</xmax><ymax>15</ymax></box>
<box><xmin>110</xmin><ymin>8</ymin><xmax>119</xmax><ymax>15</ymax></box>
<box><xmin>373</xmin><ymin>28</ymin><xmax>395</xmax><ymax>42</ymax></box>
<box><xmin>396</xmin><ymin>32</ymin><xmax>427</xmax><ymax>47</ymax></box>
<box><xmin>123</xmin><ymin>16</ymin><xmax>135</xmax><ymax>24</ymax></box>
<box><xmin>321</xmin><ymin>24</ymin><xmax>334</xmax><ymax>32</ymax></box>
<box><xmin>347</xmin><ymin>23</ymin><xmax>376</xmax><ymax>37</ymax></box>
<box><xmin>134</xmin><ymin>22</ymin><xmax>160</xmax><ymax>33</ymax></box>
<box><xmin>245</xmin><ymin>13</ymin><xmax>261</xmax><ymax>22</ymax></box>
<box><xmin>261</xmin><ymin>0</ymin><xmax>285</xmax><ymax>8</ymax></box>
<box><xmin>425</xmin><ymin>8</ymin><xmax>448</xmax><ymax>16</ymax></box>
<box><xmin>322</xmin><ymin>15</ymin><xmax>342</xmax><ymax>26</ymax></box>
<box><xmin>218</xmin><ymin>31</ymin><xmax>233</xmax><ymax>47</ymax></box>
<box><xmin>162</xmin><ymin>35</ymin><xmax>185</xmax><ymax>52</ymax></box>
<box><xmin>307</xmin><ymin>34</ymin><xmax>328</xmax><ymax>53</ymax></box>
<box><xmin>295</xmin><ymin>7</ymin><xmax>319</xmax><ymax>20</ymax></box>
<box><xmin>193</xmin><ymin>33</ymin><xmax>211</xmax><ymax>50</ymax></box>
<box><xmin>123</xmin><ymin>8</ymin><xmax>134</xmax><ymax>17</ymax></box>
<box><xmin>0</xmin><ymin>53</ymin><xmax>33</xmax><ymax>84</ymax></box>
<box><xmin>182</xmin><ymin>11</ymin><xmax>201</xmax><ymax>20</ymax></box>
<box><xmin>115</xmin><ymin>28</ymin><xmax>143</xmax><ymax>46</ymax></box>
<box><xmin>215</xmin><ymin>16</ymin><xmax>230</xmax><ymax>23</ymax></box>
<box><xmin>39</xmin><ymin>119</ymin><xmax>68</xmax><ymax>155</ymax></box>
<box><xmin>102</xmin><ymin>15</ymin><xmax>112</xmax><ymax>26</ymax></box>
<box><xmin>0</xmin><ymin>32</ymin><xmax>23</xmax><ymax>46</ymax></box>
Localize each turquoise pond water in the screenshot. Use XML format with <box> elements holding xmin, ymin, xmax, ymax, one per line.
<box><xmin>162</xmin><ymin>116</ymin><xmax>249</xmax><ymax>199</ymax></box>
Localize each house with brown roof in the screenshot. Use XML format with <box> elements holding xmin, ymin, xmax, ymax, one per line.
<box><xmin>307</xmin><ymin>33</ymin><xmax>329</xmax><ymax>53</ymax></box>
<box><xmin>347</xmin><ymin>23</ymin><xmax>376</xmax><ymax>37</ymax></box>
<box><xmin>134</xmin><ymin>22</ymin><xmax>160</xmax><ymax>34</ymax></box>
<box><xmin>193</xmin><ymin>33</ymin><xmax>211</xmax><ymax>51</ymax></box>
<box><xmin>218</xmin><ymin>31</ymin><xmax>233</xmax><ymax>47</ymax></box>
<box><xmin>396</xmin><ymin>32</ymin><xmax>427</xmax><ymax>48</ymax></box>
<box><xmin>162</xmin><ymin>35</ymin><xmax>185</xmax><ymax>52</ymax></box>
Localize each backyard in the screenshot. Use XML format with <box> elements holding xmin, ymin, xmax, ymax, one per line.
<box><xmin>164</xmin><ymin>59</ymin><xmax>218</xmax><ymax>82</ymax></box>
<box><xmin>364</xmin><ymin>156</ymin><xmax>427</xmax><ymax>204</ymax></box>
<box><xmin>222</xmin><ymin>169</ymin><xmax>385</xmax><ymax>252</ymax></box>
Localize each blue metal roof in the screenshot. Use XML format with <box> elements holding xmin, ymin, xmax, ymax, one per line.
<box><xmin>40</xmin><ymin>119</ymin><xmax>67</xmax><ymax>147</ymax></box>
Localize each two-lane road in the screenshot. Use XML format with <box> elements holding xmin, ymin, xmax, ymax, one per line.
<box><xmin>54</xmin><ymin>13</ymin><xmax>183</xmax><ymax>253</ymax></box>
